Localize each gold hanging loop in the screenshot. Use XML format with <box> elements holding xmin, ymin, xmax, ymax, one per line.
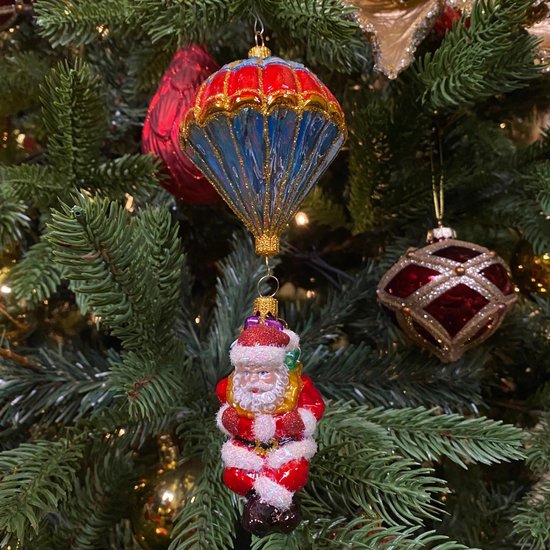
<box><xmin>430</xmin><ymin>128</ymin><xmax>445</xmax><ymax>227</ymax></box>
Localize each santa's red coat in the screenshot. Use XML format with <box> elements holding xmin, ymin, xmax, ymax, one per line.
<box><xmin>216</xmin><ymin>374</ymin><xmax>325</xmax><ymax>509</ymax></box>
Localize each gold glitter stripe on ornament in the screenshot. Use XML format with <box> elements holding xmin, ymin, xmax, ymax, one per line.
<box><xmin>182</xmin><ymin>80</ymin><xmax>346</xmax><ymax>139</ymax></box>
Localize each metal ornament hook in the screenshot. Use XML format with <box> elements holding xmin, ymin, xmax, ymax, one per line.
<box><xmin>254</xmin><ymin>14</ymin><xmax>265</xmax><ymax>47</ymax></box>
<box><xmin>257</xmin><ymin>274</ymin><xmax>279</xmax><ymax>298</ymax></box>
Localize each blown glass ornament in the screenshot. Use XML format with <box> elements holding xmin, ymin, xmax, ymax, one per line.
<box><xmin>377</xmin><ymin>227</ymin><xmax>518</xmax><ymax>362</ymax></box>
<box><xmin>142</xmin><ymin>45</ymin><xmax>220</xmax><ymax>204</ymax></box>
<box><xmin>181</xmin><ymin>45</ymin><xmax>346</xmax><ymax>256</ymax></box>
<box><xmin>131</xmin><ymin>435</ymin><xmax>203</xmax><ymax>550</ymax></box>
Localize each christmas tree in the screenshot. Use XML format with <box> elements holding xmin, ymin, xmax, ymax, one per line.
<box><xmin>0</xmin><ymin>0</ymin><xmax>549</xmax><ymax>548</ymax></box>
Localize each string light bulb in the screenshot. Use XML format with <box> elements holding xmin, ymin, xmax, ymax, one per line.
<box><xmin>295</xmin><ymin>211</ymin><xmax>309</xmax><ymax>226</ymax></box>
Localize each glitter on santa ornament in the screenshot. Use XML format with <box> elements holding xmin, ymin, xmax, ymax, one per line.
<box><xmin>377</xmin><ymin>227</ymin><xmax>518</xmax><ymax>362</ymax></box>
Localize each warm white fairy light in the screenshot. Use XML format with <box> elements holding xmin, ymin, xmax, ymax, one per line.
<box><xmin>0</xmin><ymin>285</ymin><xmax>12</xmax><ymax>294</ymax></box>
<box><xmin>295</xmin><ymin>211</ymin><xmax>309</xmax><ymax>226</ymax></box>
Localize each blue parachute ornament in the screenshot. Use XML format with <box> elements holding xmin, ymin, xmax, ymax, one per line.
<box><xmin>181</xmin><ymin>45</ymin><xmax>347</xmax><ymax>256</ymax></box>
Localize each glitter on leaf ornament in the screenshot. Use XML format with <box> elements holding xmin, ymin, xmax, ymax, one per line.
<box><xmin>528</xmin><ymin>9</ymin><xmax>550</xmax><ymax>72</ymax></box>
<box><xmin>0</xmin><ymin>0</ymin><xmax>32</xmax><ymax>31</ymax></box>
<box><xmin>377</xmin><ymin>228</ymin><xmax>518</xmax><ymax>362</ymax></box>
<box><xmin>142</xmin><ymin>45</ymin><xmax>221</xmax><ymax>204</ymax></box>
<box><xmin>345</xmin><ymin>0</ymin><xmax>445</xmax><ymax>78</ymax></box>
<box><xmin>511</xmin><ymin>240</ymin><xmax>550</xmax><ymax>296</ymax></box>
<box><xmin>130</xmin><ymin>435</ymin><xmax>203</xmax><ymax>550</ymax></box>
<box><xmin>181</xmin><ymin>45</ymin><xmax>346</xmax><ymax>256</ymax></box>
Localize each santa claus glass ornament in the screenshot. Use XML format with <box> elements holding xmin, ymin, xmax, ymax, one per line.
<box><xmin>142</xmin><ymin>45</ymin><xmax>221</xmax><ymax>204</ymax></box>
<box><xmin>377</xmin><ymin>227</ymin><xmax>518</xmax><ymax>362</ymax></box>
<box><xmin>216</xmin><ymin>296</ymin><xmax>325</xmax><ymax>536</ymax></box>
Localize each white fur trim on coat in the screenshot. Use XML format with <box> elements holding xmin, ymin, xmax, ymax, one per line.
<box><xmin>230</xmin><ymin>344</ymin><xmax>286</xmax><ymax>368</ymax></box>
<box><xmin>254</xmin><ymin>476</ymin><xmax>293</xmax><ymax>510</ymax></box>
<box><xmin>216</xmin><ymin>403</ymin><xmax>232</xmax><ymax>437</ymax></box>
<box><xmin>253</xmin><ymin>414</ymin><xmax>277</xmax><ymax>442</ymax></box>
<box><xmin>221</xmin><ymin>440</ymin><xmax>263</xmax><ymax>471</ymax></box>
<box><xmin>266</xmin><ymin>438</ymin><xmax>317</xmax><ymax>469</ymax></box>
<box><xmin>298</xmin><ymin>408</ymin><xmax>318</xmax><ymax>437</ymax></box>
<box><xmin>283</xmin><ymin>329</ymin><xmax>300</xmax><ymax>351</ymax></box>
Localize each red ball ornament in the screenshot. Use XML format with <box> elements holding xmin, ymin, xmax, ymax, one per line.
<box><xmin>0</xmin><ymin>0</ymin><xmax>32</xmax><ymax>31</ymax></box>
<box><xmin>377</xmin><ymin>228</ymin><xmax>518</xmax><ymax>363</ymax></box>
<box><xmin>142</xmin><ymin>45</ymin><xmax>221</xmax><ymax>204</ymax></box>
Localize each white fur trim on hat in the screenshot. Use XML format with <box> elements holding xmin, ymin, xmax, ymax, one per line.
<box><xmin>266</xmin><ymin>438</ymin><xmax>317</xmax><ymax>469</ymax></box>
<box><xmin>230</xmin><ymin>345</ymin><xmax>287</xmax><ymax>368</ymax></box>
<box><xmin>254</xmin><ymin>476</ymin><xmax>294</xmax><ymax>510</ymax></box>
<box><xmin>298</xmin><ymin>408</ymin><xmax>318</xmax><ymax>437</ymax></box>
<box><xmin>283</xmin><ymin>329</ymin><xmax>300</xmax><ymax>351</ymax></box>
<box><xmin>253</xmin><ymin>414</ymin><xmax>277</xmax><ymax>442</ymax></box>
<box><xmin>221</xmin><ymin>440</ymin><xmax>263</xmax><ymax>471</ymax></box>
<box><xmin>216</xmin><ymin>404</ymin><xmax>232</xmax><ymax>437</ymax></box>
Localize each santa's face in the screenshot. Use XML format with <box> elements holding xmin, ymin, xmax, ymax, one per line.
<box><xmin>233</xmin><ymin>363</ymin><xmax>289</xmax><ymax>413</ymax></box>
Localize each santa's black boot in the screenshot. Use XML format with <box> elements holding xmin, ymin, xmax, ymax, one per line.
<box><xmin>241</xmin><ymin>492</ymin><xmax>302</xmax><ymax>536</ymax></box>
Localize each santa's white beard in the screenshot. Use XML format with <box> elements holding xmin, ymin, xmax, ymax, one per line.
<box><xmin>233</xmin><ymin>368</ymin><xmax>289</xmax><ymax>413</ymax></box>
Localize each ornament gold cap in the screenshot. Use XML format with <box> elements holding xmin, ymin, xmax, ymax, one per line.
<box><xmin>254</xmin><ymin>296</ymin><xmax>278</xmax><ymax>320</ymax></box>
<box><xmin>248</xmin><ymin>45</ymin><xmax>272</xmax><ymax>59</ymax></box>
<box><xmin>427</xmin><ymin>226</ymin><xmax>456</xmax><ymax>243</ymax></box>
<box><xmin>255</xmin><ymin>233</ymin><xmax>279</xmax><ymax>256</ymax></box>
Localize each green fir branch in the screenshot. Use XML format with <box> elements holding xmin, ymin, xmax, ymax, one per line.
<box><xmin>311</xmin><ymin>344</ymin><xmax>482</xmax><ymax>411</ymax></box>
<box><xmin>170</xmin><ymin>417</ymin><xmax>239</xmax><ymax>550</ymax></box>
<box><xmin>310</xmin><ymin>405</ymin><xmax>446</xmax><ymax>526</ymax></box>
<box><xmin>40</xmin><ymin>60</ymin><xmax>107</xmax><ymax>184</ymax></box>
<box><xmin>358</xmin><ymin>406</ymin><xmax>525</xmax><ymax>467</ymax></box>
<box><xmin>259</xmin><ymin>0</ymin><xmax>368</xmax><ymax>72</ymax></box>
<box><xmin>302</xmin><ymin>186</ymin><xmax>349</xmax><ymax>230</ymax></box>
<box><xmin>91</xmin><ymin>153</ymin><xmax>161</xmax><ymax>201</ymax></box>
<box><xmin>134</xmin><ymin>0</ymin><xmax>239</xmax><ymax>48</ymax></box>
<box><xmin>8</xmin><ymin>238</ymin><xmax>65</xmax><ymax>303</ymax></box>
<box><xmin>35</xmin><ymin>0</ymin><xmax>135</xmax><ymax>47</ymax></box>
<box><xmin>0</xmin><ymin>165</ymin><xmax>62</xmax><ymax>209</ymax></box>
<box><xmin>348</xmin><ymin>92</ymin><xmax>392</xmax><ymax>233</ymax></box>
<box><xmin>51</xmin><ymin>449</ymin><xmax>136</xmax><ymax>549</ymax></box>
<box><xmin>414</xmin><ymin>0</ymin><xmax>541</xmax><ymax>110</ymax></box>
<box><xmin>0</xmin><ymin>439</ymin><xmax>83</xmax><ymax>541</ymax></box>
<box><xmin>253</xmin><ymin>519</ymin><xmax>477</xmax><ymax>549</ymax></box>
<box><xmin>109</xmin><ymin>351</ymin><xmax>191</xmax><ymax>422</ymax></box>
<box><xmin>0</xmin><ymin>52</ymin><xmax>51</xmax><ymax>116</ymax></box>
<box><xmin>47</xmin><ymin>193</ymin><xmax>184</xmax><ymax>355</ymax></box>
<box><xmin>0</xmin><ymin>346</ymin><xmax>114</xmax><ymax>427</ymax></box>
<box><xmin>512</xmin><ymin>481</ymin><xmax>550</xmax><ymax>550</ymax></box>
<box><xmin>0</xmin><ymin>192</ymin><xmax>30</xmax><ymax>248</ymax></box>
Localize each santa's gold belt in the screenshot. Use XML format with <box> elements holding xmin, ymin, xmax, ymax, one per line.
<box><xmin>236</xmin><ymin>436</ymin><xmax>295</xmax><ymax>456</ymax></box>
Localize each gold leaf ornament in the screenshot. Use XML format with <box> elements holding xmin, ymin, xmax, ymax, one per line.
<box><xmin>346</xmin><ymin>0</ymin><xmax>445</xmax><ymax>78</ymax></box>
<box><xmin>528</xmin><ymin>5</ymin><xmax>550</xmax><ymax>71</ymax></box>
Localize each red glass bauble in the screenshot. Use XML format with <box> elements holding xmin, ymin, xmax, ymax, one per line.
<box><xmin>0</xmin><ymin>0</ymin><xmax>32</xmax><ymax>31</ymax></box>
<box><xmin>142</xmin><ymin>45</ymin><xmax>221</xmax><ymax>204</ymax></box>
<box><xmin>377</xmin><ymin>233</ymin><xmax>517</xmax><ymax>362</ymax></box>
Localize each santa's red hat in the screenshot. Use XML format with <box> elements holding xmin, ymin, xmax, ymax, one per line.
<box><xmin>230</xmin><ymin>324</ymin><xmax>300</xmax><ymax>369</ymax></box>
